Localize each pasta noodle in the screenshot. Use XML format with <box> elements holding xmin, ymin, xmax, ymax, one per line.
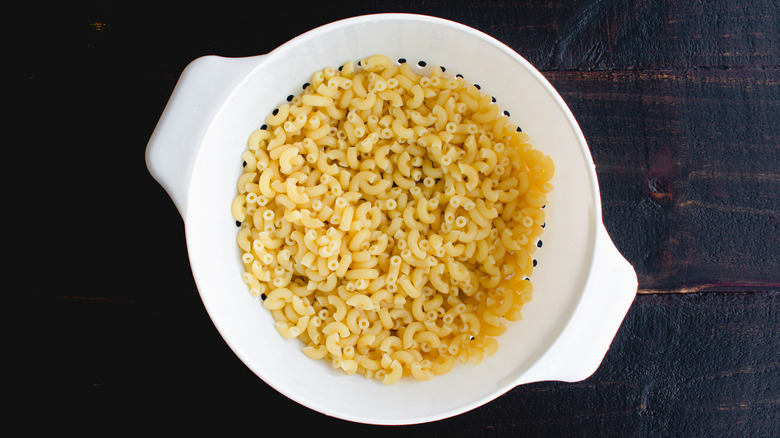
<box><xmin>233</xmin><ymin>54</ymin><xmax>553</xmax><ymax>384</ymax></box>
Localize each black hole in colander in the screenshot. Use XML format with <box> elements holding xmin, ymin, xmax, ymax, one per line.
<box><xmin>418</xmin><ymin>60</ymin><xmax>426</xmax><ymax>67</ymax></box>
<box><xmin>398</xmin><ymin>58</ymin><xmax>406</xmax><ymax>64</ymax></box>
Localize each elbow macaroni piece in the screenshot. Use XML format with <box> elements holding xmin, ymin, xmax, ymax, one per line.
<box><xmin>233</xmin><ymin>55</ymin><xmax>553</xmax><ymax>384</ymax></box>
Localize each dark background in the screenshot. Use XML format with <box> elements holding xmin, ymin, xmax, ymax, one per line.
<box><xmin>19</xmin><ymin>1</ymin><xmax>778</xmax><ymax>436</ymax></box>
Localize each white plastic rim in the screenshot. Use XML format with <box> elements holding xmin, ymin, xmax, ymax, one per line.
<box><xmin>146</xmin><ymin>13</ymin><xmax>637</xmax><ymax>425</ymax></box>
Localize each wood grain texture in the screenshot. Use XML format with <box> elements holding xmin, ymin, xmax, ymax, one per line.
<box><xmin>544</xmin><ymin>68</ymin><xmax>780</xmax><ymax>293</ymax></box>
<box><xmin>479</xmin><ymin>0</ymin><xmax>780</xmax><ymax>71</ymax></box>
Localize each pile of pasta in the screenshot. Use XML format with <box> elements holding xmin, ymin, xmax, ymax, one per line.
<box><xmin>232</xmin><ymin>54</ymin><xmax>554</xmax><ymax>384</ymax></box>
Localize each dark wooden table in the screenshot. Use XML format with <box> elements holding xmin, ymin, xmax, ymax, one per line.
<box><xmin>23</xmin><ymin>1</ymin><xmax>778</xmax><ymax>436</ymax></box>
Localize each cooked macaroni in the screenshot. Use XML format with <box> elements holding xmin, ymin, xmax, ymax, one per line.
<box><xmin>233</xmin><ymin>55</ymin><xmax>554</xmax><ymax>384</ymax></box>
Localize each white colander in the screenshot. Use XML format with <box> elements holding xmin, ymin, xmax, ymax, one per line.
<box><xmin>145</xmin><ymin>13</ymin><xmax>637</xmax><ymax>425</ymax></box>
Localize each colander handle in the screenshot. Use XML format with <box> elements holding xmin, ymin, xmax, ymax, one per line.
<box><xmin>145</xmin><ymin>54</ymin><xmax>267</xmax><ymax>219</ymax></box>
<box><xmin>518</xmin><ymin>224</ymin><xmax>637</xmax><ymax>384</ymax></box>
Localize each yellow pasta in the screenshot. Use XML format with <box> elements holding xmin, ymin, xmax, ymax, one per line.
<box><xmin>233</xmin><ymin>55</ymin><xmax>553</xmax><ymax>384</ymax></box>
